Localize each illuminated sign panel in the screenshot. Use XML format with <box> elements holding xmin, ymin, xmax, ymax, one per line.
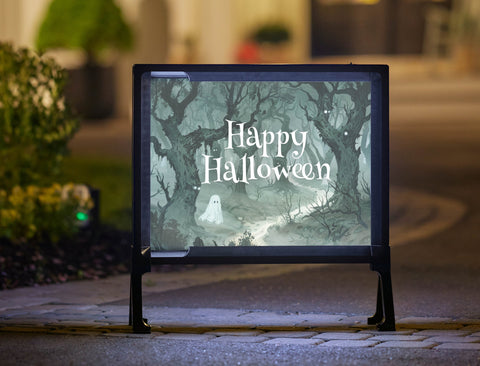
<box><xmin>131</xmin><ymin>65</ymin><xmax>393</xmax><ymax>332</ymax></box>
<box><xmin>149</xmin><ymin>79</ymin><xmax>372</xmax><ymax>251</ymax></box>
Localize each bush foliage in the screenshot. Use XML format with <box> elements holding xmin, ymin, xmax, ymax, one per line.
<box><xmin>0</xmin><ymin>42</ymin><xmax>79</xmax><ymax>190</ymax></box>
<box><xmin>0</xmin><ymin>43</ymin><xmax>82</xmax><ymax>246</ymax></box>
<box><xmin>36</xmin><ymin>0</ymin><xmax>133</xmax><ymax>64</ymax></box>
<box><xmin>0</xmin><ymin>43</ymin><xmax>132</xmax><ymax>289</ymax></box>
<box><xmin>0</xmin><ymin>183</ymin><xmax>93</xmax><ymax>244</ymax></box>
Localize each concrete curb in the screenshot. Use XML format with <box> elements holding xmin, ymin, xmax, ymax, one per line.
<box><xmin>1</xmin><ymin>306</ymin><xmax>479</xmax><ymax>350</ymax></box>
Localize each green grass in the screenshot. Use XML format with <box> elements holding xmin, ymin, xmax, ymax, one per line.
<box><xmin>59</xmin><ymin>156</ymin><xmax>132</xmax><ymax>230</ymax></box>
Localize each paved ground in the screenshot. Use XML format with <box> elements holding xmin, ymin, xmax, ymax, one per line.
<box><xmin>2</xmin><ymin>65</ymin><xmax>480</xmax><ymax>365</ymax></box>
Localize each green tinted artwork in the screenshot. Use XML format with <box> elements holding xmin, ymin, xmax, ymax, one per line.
<box><xmin>150</xmin><ymin>80</ymin><xmax>371</xmax><ymax>251</ymax></box>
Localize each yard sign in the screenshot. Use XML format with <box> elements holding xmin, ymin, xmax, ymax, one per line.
<box><xmin>130</xmin><ymin>64</ymin><xmax>394</xmax><ymax>333</ymax></box>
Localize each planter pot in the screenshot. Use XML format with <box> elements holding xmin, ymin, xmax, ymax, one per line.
<box><xmin>258</xmin><ymin>43</ymin><xmax>292</xmax><ymax>63</ymax></box>
<box><xmin>453</xmin><ymin>43</ymin><xmax>480</xmax><ymax>74</ymax></box>
<box><xmin>65</xmin><ymin>64</ymin><xmax>115</xmax><ymax>119</ymax></box>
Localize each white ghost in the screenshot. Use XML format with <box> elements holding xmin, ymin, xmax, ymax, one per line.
<box><xmin>199</xmin><ymin>195</ymin><xmax>223</xmax><ymax>224</ymax></box>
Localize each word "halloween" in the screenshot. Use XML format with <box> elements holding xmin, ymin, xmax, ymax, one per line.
<box><xmin>201</xmin><ymin>120</ymin><xmax>331</xmax><ymax>184</ymax></box>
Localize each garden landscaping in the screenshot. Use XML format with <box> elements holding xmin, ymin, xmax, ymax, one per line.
<box><xmin>0</xmin><ymin>156</ymin><xmax>133</xmax><ymax>290</ymax></box>
<box><xmin>0</xmin><ymin>224</ymin><xmax>130</xmax><ymax>290</ymax></box>
<box><xmin>0</xmin><ymin>43</ymin><xmax>133</xmax><ymax>290</ymax></box>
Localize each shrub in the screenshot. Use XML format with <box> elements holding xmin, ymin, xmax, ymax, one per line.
<box><xmin>0</xmin><ymin>42</ymin><xmax>78</xmax><ymax>190</ymax></box>
<box><xmin>252</xmin><ymin>23</ymin><xmax>291</xmax><ymax>44</ymax></box>
<box><xmin>0</xmin><ymin>183</ymin><xmax>93</xmax><ymax>244</ymax></box>
<box><xmin>228</xmin><ymin>231</ymin><xmax>255</xmax><ymax>247</ymax></box>
<box><xmin>36</xmin><ymin>0</ymin><xmax>133</xmax><ymax>65</ymax></box>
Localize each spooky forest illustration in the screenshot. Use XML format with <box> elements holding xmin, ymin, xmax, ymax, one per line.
<box><xmin>150</xmin><ymin>79</ymin><xmax>372</xmax><ymax>251</ymax></box>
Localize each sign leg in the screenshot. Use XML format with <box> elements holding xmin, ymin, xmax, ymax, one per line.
<box><xmin>368</xmin><ymin>277</ymin><xmax>384</xmax><ymax>325</ymax></box>
<box><xmin>368</xmin><ymin>269</ymin><xmax>395</xmax><ymax>331</ymax></box>
<box><xmin>130</xmin><ymin>271</ymin><xmax>151</xmax><ymax>333</ymax></box>
<box><xmin>376</xmin><ymin>269</ymin><xmax>395</xmax><ymax>331</ymax></box>
<box><xmin>130</xmin><ymin>246</ymin><xmax>151</xmax><ymax>333</ymax></box>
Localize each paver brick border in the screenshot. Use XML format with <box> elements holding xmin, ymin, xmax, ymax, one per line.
<box><xmin>375</xmin><ymin>341</ymin><xmax>437</xmax><ymax>349</ymax></box>
<box><xmin>314</xmin><ymin>332</ymin><xmax>373</xmax><ymax>341</ymax></box>
<box><xmin>264</xmin><ymin>338</ymin><xmax>323</xmax><ymax>346</ymax></box>
<box><xmin>212</xmin><ymin>336</ymin><xmax>269</xmax><ymax>343</ymax></box>
<box><xmin>319</xmin><ymin>340</ymin><xmax>379</xmax><ymax>348</ymax></box>
<box><xmin>435</xmin><ymin>343</ymin><xmax>480</xmax><ymax>350</ymax></box>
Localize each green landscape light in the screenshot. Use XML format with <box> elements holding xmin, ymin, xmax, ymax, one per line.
<box><xmin>76</xmin><ymin>212</ymin><xmax>89</xmax><ymax>221</ymax></box>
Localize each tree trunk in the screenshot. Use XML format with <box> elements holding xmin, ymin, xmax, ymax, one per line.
<box><xmin>271</xmin><ymin>136</ymin><xmax>296</xmax><ymax>192</ymax></box>
<box><xmin>332</xmin><ymin>142</ymin><xmax>361</xmax><ymax>211</ymax></box>
<box><xmin>233</xmin><ymin>145</ymin><xmax>256</xmax><ymax>195</ymax></box>
<box><xmin>152</xmin><ymin>136</ymin><xmax>203</xmax><ymax>250</ymax></box>
<box><xmin>310</xmin><ymin>82</ymin><xmax>369</xmax><ymax>212</ymax></box>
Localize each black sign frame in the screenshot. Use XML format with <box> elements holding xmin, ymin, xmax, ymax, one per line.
<box><xmin>130</xmin><ymin>64</ymin><xmax>394</xmax><ymax>333</ymax></box>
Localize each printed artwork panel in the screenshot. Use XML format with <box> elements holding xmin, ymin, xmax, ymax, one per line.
<box><xmin>150</xmin><ymin>80</ymin><xmax>371</xmax><ymax>251</ymax></box>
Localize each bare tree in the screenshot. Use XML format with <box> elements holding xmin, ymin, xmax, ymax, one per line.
<box><xmin>228</xmin><ymin>83</ymin><xmax>279</xmax><ymax>195</ymax></box>
<box><xmin>149</xmin><ymin>80</ymin><xmax>267</xmax><ymax>249</ymax></box>
<box><xmin>278</xmin><ymin>191</ymin><xmax>302</xmax><ymax>225</ymax></box>
<box><xmin>150</xmin><ymin>80</ymin><xmax>237</xmax><ymax>249</ymax></box>
<box><xmin>300</xmin><ymin>81</ymin><xmax>371</xmax><ymax>213</ymax></box>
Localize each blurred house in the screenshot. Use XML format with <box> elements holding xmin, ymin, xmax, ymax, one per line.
<box><xmin>0</xmin><ymin>0</ymin><xmax>478</xmax><ymax>119</ymax></box>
